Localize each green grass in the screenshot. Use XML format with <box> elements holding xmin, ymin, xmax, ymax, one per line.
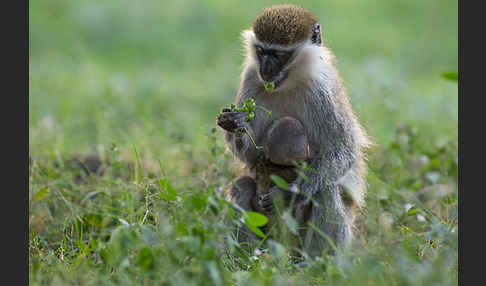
<box><xmin>29</xmin><ymin>0</ymin><xmax>457</xmax><ymax>285</ymax></box>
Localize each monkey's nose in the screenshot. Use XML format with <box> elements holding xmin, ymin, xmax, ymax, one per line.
<box><xmin>260</xmin><ymin>57</ymin><xmax>277</xmax><ymax>82</ymax></box>
<box><xmin>261</xmin><ymin>73</ymin><xmax>274</xmax><ymax>83</ymax></box>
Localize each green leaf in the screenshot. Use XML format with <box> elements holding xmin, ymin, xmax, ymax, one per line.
<box><xmin>242</xmin><ymin>210</ymin><xmax>268</xmax><ymax>238</ymax></box>
<box><xmin>246</xmin><ymin>112</ymin><xmax>255</xmax><ymax>121</ymax></box>
<box><xmin>441</xmin><ymin>71</ymin><xmax>458</xmax><ymax>82</ymax></box>
<box><xmin>296</xmin><ymin>170</ymin><xmax>310</xmax><ymax>183</ymax></box>
<box><xmin>282</xmin><ymin>211</ymin><xmax>298</xmax><ymax>235</ymax></box>
<box><xmin>159</xmin><ymin>178</ymin><xmax>177</xmax><ymax>201</ymax></box>
<box><xmin>244</xmin><ymin>211</ymin><xmax>268</xmax><ymax>227</ymax></box>
<box><xmin>140</xmin><ymin>225</ymin><xmax>159</xmax><ymax>246</ymax></box>
<box><xmin>270</xmin><ymin>175</ymin><xmax>289</xmax><ymax>190</ymax></box>
<box><xmin>136</xmin><ymin>247</ymin><xmax>154</xmax><ymax>272</ymax></box>
<box><xmin>267</xmin><ymin>240</ymin><xmax>286</xmax><ymax>259</ymax></box>
<box><xmin>33</xmin><ymin>186</ymin><xmax>49</xmax><ymax>203</ymax></box>
<box><xmin>246</xmin><ymin>224</ymin><xmax>266</xmax><ymax>238</ymax></box>
<box><xmin>206</xmin><ymin>261</ymin><xmax>222</xmax><ymax>286</ymax></box>
<box><xmin>412</xmin><ymin>180</ymin><xmax>422</xmax><ymax>192</ymax></box>
<box><xmin>407</xmin><ymin>208</ymin><xmax>418</xmax><ymax>215</ymax></box>
<box><xmin>133</xmin><ymin>147</ymin><xmax>144</xmax><ymax>184</ymax></box>
<box><xmin>183</xmin><ymin>195</ymin><xmax>207</xmax><ymax>211</ymax></box>
<box><xmin>84</xmin><ymin>213</ymin><xmax>103</xmax><ymax>227</ymax></box>
<box><xmin>266</xmin><ymin>111</ymin><xmax>272</xmax><ymax>119</ymax></box>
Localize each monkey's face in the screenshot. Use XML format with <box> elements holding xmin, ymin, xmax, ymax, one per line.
<box><xmin>248</xmin><ymin>5</ymin><xmax>322</xmax><ymax>92</ymax></box>
<box><xmin>254</xmin><ymin>44</ymin><xmax>295</xmax><ymax>92</ymax></box>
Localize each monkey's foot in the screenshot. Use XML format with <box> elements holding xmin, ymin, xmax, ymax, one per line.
<box><xmin>257</xmin><ymin>191</ymin><xmax>276</xmax><ymax>216</ymax></box>
<box><xmin>256</xmin><ymin>187</ymin><xmax>290</xmax><ymax>217</ymax></box>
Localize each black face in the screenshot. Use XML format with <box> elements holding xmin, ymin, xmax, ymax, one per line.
<box><xmin>254</xmin><ymin>23</ymin><xmax>321</xmax><ymax>90</ymax></box>
<box><xmin>254</xmin><ymin>45</ymin><xmax>294</xmax><ymax>85</ymax></box>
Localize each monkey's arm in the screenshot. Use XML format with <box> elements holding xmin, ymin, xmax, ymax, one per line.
<box><xmin>301</xmin><ymin>182</ymin><xmax>352</xmax><ymax>256</ymax></box>
<box><xmin>305</xmin><ymin>80</ymin><xmax>361</xmax><ymax>188</ymax></box>
<box><xmin>224</xmin><ymin>128</ymin><xmax>261</xmax><ymax>168</ymax></box>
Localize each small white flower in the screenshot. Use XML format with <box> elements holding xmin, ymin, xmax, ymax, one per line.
<box><xmin>289</xmin><ymin>184</ymin><xmax>299</xmax><ymax>193</ymax></box>
<box><xmin>118</xmin><ymin>218</ymin><xmax>130</xmax><ymax>227</ymax></box>
<box><xmin>254</xmin><ymin>248</ymin><xmax>262</xmax><ymax>256</ymax></box>
<box><xmin>404</xmin><ymin>203</ymin><xmax>414</xmax><ymax>212</ymax></box>
<box><xmin>426</xmin><ymin>172</ymin><xmax>441</xmax><ymax>185</ymax></box>
<box><xmin>416</xmin><ymin>214</ymin><xmax>426</xmax><ymax>222</ymax></box>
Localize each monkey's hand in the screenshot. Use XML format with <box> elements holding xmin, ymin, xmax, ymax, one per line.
<box><xmin>257</xmin><ymin>190</ymin><xmax>278</xmax><ymax>216</ymax></box>
<box><xmin>217</xmin><ymin>108</ymin><xmax>248</xmax><ymax>133</ymax></box>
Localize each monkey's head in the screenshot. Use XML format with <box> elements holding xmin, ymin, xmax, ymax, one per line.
<box><xmin>244</xmin><ymin>5</ymin><xmax>323</xmax><ymax>92</ymax></box>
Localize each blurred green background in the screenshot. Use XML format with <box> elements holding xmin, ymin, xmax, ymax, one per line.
<box><xmin>29</xmin><ymin>0</ymin><xmax>457</xmax><ymax>163</ymax></box>
<box><xmin>29</xmin><ymin>2</ymin><xmax>458</xmax><ymax>284</ymax></box>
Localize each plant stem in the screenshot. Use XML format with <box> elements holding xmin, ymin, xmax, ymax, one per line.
<box><xmin>243</xmin><ymin>126</ymin><xmax>262</xmax><ymax>150</ymax></box>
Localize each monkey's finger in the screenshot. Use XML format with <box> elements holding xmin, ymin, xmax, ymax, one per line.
<box><xmin>226</xmin><ymin>111</ymin><xmax>247</xmax><ymax>118</ymax></box>
<box><xmin>222</xmin><ymin>108</ymin><xmax>232</xmax><ymax>113</ymax></box>
<box><xmin>217</xmin><ymin>117</ymin><xmax>238</xmax><ymax>132</ymax></box>
<box><xmin>225</xmin><ymin>115</ymin><xmax>248</xmax><ymax>127</ymax></box>
<box><xmin>235</xmin><ymin>126</ymin><xmax>246</xmax><ymax>133</ymax></box>
<box><xmin>259</xmin><ymin>193</ymin><xmax>274</xmax><ymax>206</ymax></box>
<box><xmin>219</xmin><ymin>112</ymin><xmax>239</xmax><ymax>120</ymax></box>
<box><xmin>236</xmin><ymin>111</ymin><xmax>249</xmax><ymax>118</ymax></box>
<box><xmin>217</xmin><ymin>112</ymin><xmax>237</xmax><ymax>122</ymax></box>
<box><xmin>232</xmin><ymin>113</ymin><xmax>250</xmax><ymax>124</ymax></box>
<box><xmin>261</xmin><ymin>201</ymin><xmax>275</xmax><ymax>215</ymax></box>
<box><xmin>234</xmin><ymin>116</ymin><xmax>248</xmax><ymax>126</ymax></box>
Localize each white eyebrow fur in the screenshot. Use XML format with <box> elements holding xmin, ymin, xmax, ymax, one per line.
<box><xmin>241</xmin><ymin>29</ymin><xmax>336</xmax><ymax>87</ymax></box>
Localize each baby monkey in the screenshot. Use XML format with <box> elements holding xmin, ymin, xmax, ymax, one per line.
<box><xmin>221</xmin><ymin>113</ymin><xmax>310</xmax><ymax>241</ymax></box>
<box><xmin>256</xmin><ymin>116</ymin><xmax>310</xmax><ymax>215</ymax></box>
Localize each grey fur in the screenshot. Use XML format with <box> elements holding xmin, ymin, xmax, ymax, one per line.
<box><xmin>222</xmin><ymin>30</ymin><xmax>370</xmax><ymax>256</ymax></box>
<box><xmin>228</xmin><ymin>176</ymin><xmax>260</xmax><ymax>245</ymax></box>
<box><xmin>264</xmin><ymin>116</ymin><xmax>309</xmax><ymax>166</ymax></box>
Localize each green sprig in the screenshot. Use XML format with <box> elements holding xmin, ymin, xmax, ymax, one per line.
<box><xmin>264</xmin><ymin>82</ymin><xmax>275</xmax><ymax>92</ymax></box>
<box><xmin>229</xmin><ymin>98</ymin><xmax>272</xmax><ymax>149</ymax></box>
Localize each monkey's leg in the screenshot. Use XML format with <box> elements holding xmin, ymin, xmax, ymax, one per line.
<box><xmin>228</xmin><ymin>176</ymin><xmax>260</xmax><ymax>246</ymax></box>
<box><xmin>301</xmin><ymin>184</ymin><xmax>352</xmax><ymax>257</ymax></box>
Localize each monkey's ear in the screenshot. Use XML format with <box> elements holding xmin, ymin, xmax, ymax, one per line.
<box><xmin>311</xmin><ymin>23</ymin><xmax>322</xmax><ymax>46</ymax></box>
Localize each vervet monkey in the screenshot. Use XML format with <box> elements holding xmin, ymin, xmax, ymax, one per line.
<box><xmin>217</xmin><ymin>4</ymin><xmax>371</xmax><ymax>257</ymax></box>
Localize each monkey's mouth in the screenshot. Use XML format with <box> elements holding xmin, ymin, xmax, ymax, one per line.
<box><xmin>262</xmin><ymin>73</ymin><xmax>288</xmax><ymax>93</ymax></box>
<box><xmin>264</xmin><ymin>82</ymin><xmax>275</xmax><ymax>92</ymax></box>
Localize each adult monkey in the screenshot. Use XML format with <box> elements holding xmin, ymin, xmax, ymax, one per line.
<box><xmin>217</xmin><ymin>4</ymin><xmax>371</xmax><ymax>257</ymax></box>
